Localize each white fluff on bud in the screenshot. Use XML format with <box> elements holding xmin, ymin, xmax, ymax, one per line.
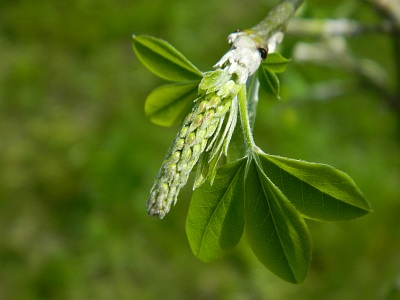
<box><xmin>214</xmin><ymin>32</ymin><xmax>263</xmax><ymax>84</ymax></box>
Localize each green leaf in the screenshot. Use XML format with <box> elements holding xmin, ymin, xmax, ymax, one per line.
<box><xmin>186</xmin><ymin>158</ymin><xmax>247</xmax><ymax>262</ymax></box>
<box><xmin>145</xmin><ymin>81</ymin><xmax>200</xmax><ymax>127</ymax></box>
<box><xmin>199</xmin><ymin>69</ymin><xmax>231</xmax><ymax>94</ymax></box>
<box><xmin>245</xmin><ymin>157</ymin><xmax>312</xmax><ymax>284</ymax></box>
<box><xmin>259</xmin><ymin>153</ymin><xmax>371</xmax><ymax>221</ymax></box>
<box><xmin>258</xmin><ymin>66</ymin><xmax>280</xmax><ymax>98</ymax></box>
<box><xmin>133</xmin><ymin>35</ymin><xmax>203</xmax><ymax>82</ymax></box>
<box><xmin>262</xmin><ymin>53</ymin><xmax>291</xmax><ymax>73</ymax></box>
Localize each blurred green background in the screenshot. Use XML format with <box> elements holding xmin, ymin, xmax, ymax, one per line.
<box><xmin>1</xmin><ymin>0</ymin><xmax>399</xmax><ymax>299</ymax></box>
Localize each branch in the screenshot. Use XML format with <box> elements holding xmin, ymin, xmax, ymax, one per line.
<box><xmin>366</xmin><ymin>0</ymin><xmax>400</xmax><ymax>25</ymax></box>
<box><xmin>223</xmin><ymin>0</ymin><xmax>304</xmax><ymax>160</ymax></box>
<box><xmin>250</xmin><ymin>0</ymin><xmax>304</xmax><ymax>44</ymax></box>
<box><xmin>286</xmin><ymin>18</ymin><xmax>398</xmax><ymax>37</ymax></box>
<box><xmin>292</xmin><ymin>38</ymin><xmax>388</xmax><ymax>89</ymax></box>
<box><xmin>366</xmin><ymin>0</ymin><xmax>400</xmax><ymax>119</ymax></box>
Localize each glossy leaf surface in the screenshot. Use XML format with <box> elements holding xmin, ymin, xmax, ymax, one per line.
<box><xmin>186</xmin><ymin>158</ymin><xmax>247</xmax><ymax>262</ymax></box>
<box><xmin>261</xmin><ymin>53</ymin><xmax>291</xmax><ymax>73</ymax></box>
<box><xmin>259</xmin><ymin>153</ymin><xmax>372</xmax><ymax>221</ymax></box>
<box><xmin>245</xmin><ymin>157</ymin><xmax>312</xmax><ymax>283</ymax></box>
<box><xmin>133</xmin><ymin>35</ymin><xmax>203</xmax><ymax>82</ymax></box>
<box><xmin>145</xmin><ymin>81</ymin><xmax>199</xmax><ymax>127</ymax></box>
<box><xmin>258</xmin><ymin>66</ymin><xmax>280</xmax><ymax>97</ymax></box>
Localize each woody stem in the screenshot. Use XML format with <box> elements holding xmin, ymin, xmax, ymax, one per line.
<box><xmin>250</xmin><ymin>0</ymin><xmax>304</xmax><ymax>44</ymax></box>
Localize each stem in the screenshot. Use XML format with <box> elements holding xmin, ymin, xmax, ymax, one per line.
<box><xmin>250</xmin><ymin>0</ymin><xmax>304</xmax><ymax>44</ymax></box>
<box><xmin>238</xmin><ymin>85</ymin><xmax>256</xmax><ymax>152</ymax></box>
<box><xmin>246</xmin><ymin>0</ymin><xmax>304</xmax><ymax>126</ymax></box>
<box><xmin>228</xmin><ymin>0</ymin><xmax>304</xmax><ymax>161</ymax></box>
<box><xmin>226</xmin><ymin>79</ymin><xmax>259</xmax><ymax>162</ymax></box>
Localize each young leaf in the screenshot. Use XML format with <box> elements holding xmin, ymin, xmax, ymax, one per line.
<box><xmin>199</xmin><ymin>69</ymin><xmax>231</xmax><ymax>94</ymax></box>
<box><xmin>259</xmin><ymin>153</ymin><xmax>371</xmax><ymax>221</ymax></box>
<box><xmin>132</xmin><ymin>35</ymin><xmax>203</xmax><ymax>82</ymax></box>
<box><xmin>145</xmin><ymin>81</ymin><xmax>200</xmax><ymax>127</ymax></box>
<box><xmin>245</xmin><ymin>158</ymin><xmax>312</xmax><ymax>284</ymax></box>
<box><xmin>186</xmin><ymin>158</ymin><xmax>247</xmax><ymax>263</ymax></box>
<box><xmin>261</xmin><ymin>53</ymin><xmax>291</xmax><ymax>73</ymax></box>
<box><xmin>258</xmin><ymin>66</ymin><xmax>280</xmax><ymax>97</ymax></box>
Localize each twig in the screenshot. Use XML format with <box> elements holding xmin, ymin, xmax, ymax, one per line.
<box><xmin>250</xmin><ymin>0</ymin><xmax>304</xmax><ymax>44</ymax></box>
<box><xmin>225</xmin><ymin>0</ymin><xmax>304</xmax><ymax>159</ymax></box>
<box><xmin>287</xmin><ymin>18</ymin><xmax>397</xmax><ymax>37</ymax></box>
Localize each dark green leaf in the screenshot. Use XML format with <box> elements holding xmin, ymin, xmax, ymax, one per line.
<box><xmin>259</xmin><ymin>153</ymin><xmax>372</xmax><ymax>221</ymax></box>
<box><xmin>145</xmin><ymin>81</ymin><xmax>199</xmax><ymax>127</ymax></box>
<box><xmin>133</xmin><ymin>35</ymin><xmax>203</xmax><ymax>81</ymax></box>
<box><xmin>186</xmin><ymin>158</ymin><xmax>247</xmax><ymax>262</ymax></box>
<box><xmin>245</xmin><ymin>157</ymin><xmax>312</xmax><ymax>284</ymax></box>
<box><xmin>258</xmin><ymin>67</ymin><xmax>280</xmax><ymax>97</ymax></box>
<box><xmin>262</xmin><ymin>53</ymin><xmax>291</xmax><ymax>73</ymax></box>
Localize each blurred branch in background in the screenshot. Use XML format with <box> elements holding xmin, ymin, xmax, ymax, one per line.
<box><xmin>292</xmin><ymin>36</ymin><xmax>387</xmax><ymax>91</ymax></box>
<box><xmin>367</xmin><ymin>0</ymin><xmax>400</xmax><ymax>24</ymax></box>
<box><xmin>287</xmin><ymin>18</ymin><xmax>397</xmax><ymax>36</ymax></box>
<box><xmin>286</xmin><ymin>6</ymin><xmax>400</xmax><ymax>125</ymax></box>
<box><xmin>367</xmin><ymin>0</ymin><xmax>400</xmax><ymax>116</ymax></box>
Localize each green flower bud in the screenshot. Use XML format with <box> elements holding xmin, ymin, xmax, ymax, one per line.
<box><xmin>189</xmin><ymin>114</ymin><xmax>203</xmax><ymax>132</ymax></box>
<box><xmin>181</xmin><ymin>147</ymin><xmax>192</xmax><ymax>162</ymax></box>
<box><xmin>175</xmin><ymin>138</ymin><xmax>185</xmax><ymax>151</ymax></box>
<box><xmin>171</xmin><ymin>151</ymin><xmax>181</xmax><ymax>163</ymax></box>
<box><xmin>180</xmin><ymin>126</ymin><xmax>188</xmax><ymax>137</ymax></box>
<box><xmin>207</xmin><ymin>95</ymin><xmax>221</xmax><ymax>109</ymax></box>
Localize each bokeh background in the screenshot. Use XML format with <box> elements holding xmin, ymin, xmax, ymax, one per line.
<box><xmin>1</xmin><ymin>0</ymin><xmax>399</xmax><ymax>299</ymax></box>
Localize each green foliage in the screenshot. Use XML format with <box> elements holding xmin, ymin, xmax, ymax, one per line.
<box><xmin>258</xmin><ymin>53</ymin><xmax>291</xmax><ymax>98</ymax></box>
<box><xmin>145</xmin><ymin>81</ymin><xmax>199</xmax><ymax>126</ymax></box>
<box><xmin>133</xmin><ymin>34</ymin><xmax>372</xmax><ymax>283</ymax></box>
<box><xmin>186</xmin><ymin>157</ymin><xmax>246</xmax><ymax>262</ymax></box>
<box><xmin>259</xmin><ymin>154</ymin><xmax>371</xmax><ymax>221</ymax></box>
<box><xmin>245</xmin><ymin>155</ymin><xmax>312</xmax><ymax>284</ymax></box>
<box><xmin>262</xmin><ymin>53</ymin><xmax>291</xmax><ymax>73</ymax></box>
<box><xmin>199</xmin><ymin>69</ymin><xmax>232</xmax><ymax>94</ymax></box>
<box><xmin>133</xmin><ymin>35</ymin><xmax>203</xmax><ymax>126</ymax></box>
<box><xmin>132</xmin><ymin>35</ymin><xmax>203</xmax><ymax>82</ymax></box>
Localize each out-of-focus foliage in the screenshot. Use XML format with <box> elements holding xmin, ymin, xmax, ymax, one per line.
<box><xmin>0</xmin><ymin>0</ymin><xmax>399</xmax><ymax>299</ymax></box>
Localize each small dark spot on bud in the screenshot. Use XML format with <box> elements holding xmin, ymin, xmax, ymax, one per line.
<box><xmin>257</xmin><ymin>46</ymin><xmax>268</xmax><ymax>60</ymax></box>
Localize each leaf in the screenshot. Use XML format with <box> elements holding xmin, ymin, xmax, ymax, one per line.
<box><xmin>262</xmin><ymin>53</ymin><xmax>291</xmax><ymax>73</ymax></box>
<box><xmin>145</xmin><ymin>81</ymin><xmax>200</xmax><ymax>127</ymax></box>
<box><xmin>258</xmin><ymin>66</ymin><xmax>280</xmax><ymax>98</ymax></box>
<box><xmin>133</xmin><ymin>35</ymin><xmax>203</xmax><ymax>82</ymax></box>
<box><xmin>199</xmin><ymin>69</ymin><xmax>231</xmax><ymax>94</ymax></box>
<box><xmin>245</xmin><ymin>157</ymin><xmax>312</xmax><ymax>284</ymax></box>
<box><xmin>186</xmin><ymin>158</ymin><xmax>247</xmax><ymax>262</ymax></box>
<box><xmin>259</xmin><ymin>153</ymin><xmax>372</xmax><ymax>221</ymax></box>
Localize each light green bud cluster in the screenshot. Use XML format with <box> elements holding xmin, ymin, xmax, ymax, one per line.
<box><xmin>147</xmin><ymin>74</ymin><xmax>241</xmax><ymax>219</ymax></box>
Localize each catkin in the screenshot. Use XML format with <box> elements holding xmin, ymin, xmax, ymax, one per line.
<box><xmin>147</xmin><ymin>83</ymin><xmax>236</xmax><ymax>219</ymax></box>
